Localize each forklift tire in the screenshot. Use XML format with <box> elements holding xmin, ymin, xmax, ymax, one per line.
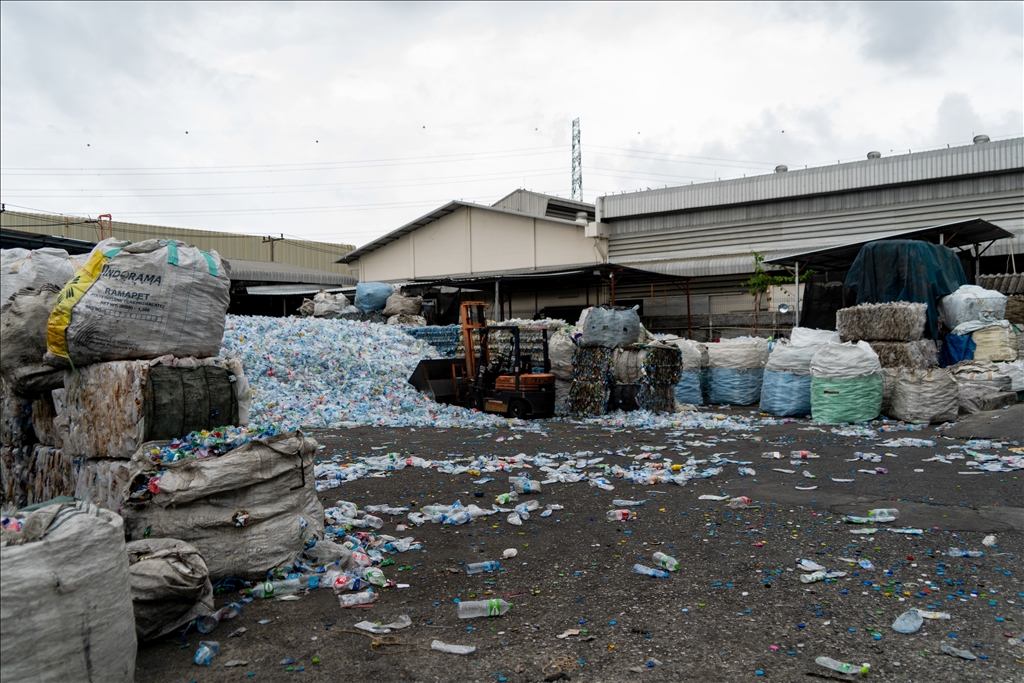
<box><xmin>466</xmin><ymin>394</ymin><xmax>482</xmax><ymax>412</ymax></box>
<box><xmin>507</xmin><ymin>399</ymin><xmax>530</xmax><ymax>420</ymax></box>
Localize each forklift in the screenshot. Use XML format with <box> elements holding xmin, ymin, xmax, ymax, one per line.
<box><xmin>408</xmin><ymin>302</ymin><xmax>556</xmax><ymax>418</ymax></box>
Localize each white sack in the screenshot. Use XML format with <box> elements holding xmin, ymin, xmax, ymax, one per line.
<box><xmin>127</xmin><ymin>538</ymin><xmax>214</xmax><ymax>641</ymax></box>
<box><xmin>948</xmin><ymin>360</ymin><xmax>1013</xmax><ymax>414</ymax></box>
<box><xmin>972</xmin><ymin>325</ymin><xmax>1018</xmax><ymax>362</ymax></box>
<box><xmin>662</xmin><ymin>337</ymin><xmax>708</xmax><ymax>371</ymax></box>
<box><xmin>0</xmin><ymin>285</ymin><xmax>66</xmax><ymax>396</ymax></box>
<box><xmin>939</xmin><ymin>284</ymin><xmax>1007</xmax><ymax>330</ymax></box>
<box><xmin>890</xmin><ymin>368</ymin><xmax>960</xmax><ymax>424</ymax></box>
<box><xmin>810</xmin><ymin>341</ymin><xmax>882</xmax><ymax>379</ymax></box>
<box><xmin>764</xmin><ymin>343</ymin><xmax>825</xmax><ymax>376</ymax></box>
<box><xmin>548</xmin><ymin>332</ymin><xmax>577</xmax><ymax>381</ymax></box>
<box><xmin>706</xmin><ymin>337</ymin><xmax>770</xmax><ymax>370</ymax></box>
<box><xmin>994</xmin><ymin>360</ymin><xmax>1024</xmax><ymax>392</ymax></box>
<box><xmin>0</xmin><ymin>501</ymin><xmax>136</xmax><ymax>683</ymax></box>
<box><xmin>1</xmin><ymin>247</ymin><xmax>83</xmax><ymax>309</ymax></box>
<box><xmin>45</xmin><ymin>238</ymin><xmax>231</xmax><ymax>366</ymax></box>
<box><xmin>382</xmin><ymin>293</ymin><xmax>423</xmax><ymax>317</ymax></box>
<box><xmin>790</xmin><ymin>327</ymin><xmax>840</xmax><ymax>346</ymax></box>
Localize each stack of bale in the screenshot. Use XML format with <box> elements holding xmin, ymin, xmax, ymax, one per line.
<box><xmin>567</xmin><ymin>306</ymin><xmax>642</xmax><ymax>415</ymax></box>
<box><xmin>662</xmin><ymin>337</ymin><xmax>707</xmax><ymax>407</ymax></box>
<box><xmin>704</xmin><ymin>337</ymin><xmax>770</xmax><ymax>406</ymax></box>
<box><xmin>382</xmin><ymin>291</ymin><xmax>426</xmax><ymax>326</ymax></box>
<box><xmin>1</xmin><ymin>247</ymin><xmax>85</xmax><ymax>508</ymax></box>
<box><xmin>835</xmin><ymin>301</ymin><xmax>955</xmax><ymax>422</ymax></box>
<box><xmin>759</xmin><ymin>327</ymin><xmax>838</xmax><ymax>417</ymax></box>
<box><xmin>608</xmin><ymin>343</ymin><xmax>681</xmax><ymax>413</ymax></box>
<box><xmin>809</xmin><ymin>342</ymin><xmax>884</xmax><ymax>424</ymax></box>
<box><xmin>298</xmin><ymin>290</ymin><xmax>353</xmax><ymax>319</ymax></box>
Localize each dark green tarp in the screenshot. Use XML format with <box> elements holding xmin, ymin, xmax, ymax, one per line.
<box><xmin>142</xmin><ymin>365</ymin><xmax>238</xmax><ymax>442</ymax></box>
<box><xmin>844</xmin><ymin>240</ymin><xmax>967</xmax><ymax>339</ymax></box>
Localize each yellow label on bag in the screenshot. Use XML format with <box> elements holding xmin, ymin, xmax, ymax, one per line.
<box><xmin>47</xmin><ymin>249</ymin><xmax>114</xmax><ymax>359</ymax></box>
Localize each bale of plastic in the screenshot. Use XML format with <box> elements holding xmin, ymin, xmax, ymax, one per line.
<box><xmin>972</xmin><ymin>325</ymin><xmax>1018</xmax><ymax>362</ymax></box>
<box><xmin>309</xmin><ymin>291</ymin><xmax>350</xmax><ymax>318</ymax></box>
<box><xmin>1</xmin><ymin>379</ymin><xmax>32</xmax><ymax>448</ymax></box>
<box><xmin>810</xmin><ymin>342</ymin><xmax>883</xmax><ymax>423</ymax></box>
<box><xmin>354</xmin><ymin>282</ymin><xmax>394</xmax><ymax>313</ymax></box>
<box><xmin>44</xmin><ymin>238</ymin><xmax>231</xmax><ymax>367</ymax></box>
<box><xmin>890</xmin><ymin>368</ymin><xmax>959</xmax><ymax>424</ymax></box>
<box><xmin>386</xmin><ymin>314</ymin><xmax>427</xmax><ymax>326</ymax></box>
<box><xmin>30</xmin><ymin>392</ymin><xmax>59</xmax><ymax>445</ymax></box>
<box><xmin>1</xmin><ymin>446</ymin><xmax>31</xmax><ymax>507</ymax></box>
<box><xmin>0</xmin><ymin>285</ymin><xmax>66</xmax><ymax>396</ymax></box>
<box><xmin>127</xmin><ymin>538</ymin><xmax>214</xmax><ymax>641</ymax></box>
<box><xmin>705</xmin><ymin>338</ymin><xmax>769</xmax><ymax>405</ymax></box>
<box><xmin>706</xmin><ymin>337</ymin><xmax>770</xmax><ymax>369</ymax></box>
<box><xmin>0</xmin><ymin>501</ymin><xmax>136</xmax><ymax>683</ymax></box>
<box><xmin>638</xmin><ymin>384</ymin><xmax>675</xmax><ymax>413</ymax></box>
<box><xmin>673</xmin><ymin>370</ymin><xmax>703</xmax><ymax>405</ymax></box>
<box><xmin>836</xmin><ymin>302</ymin><xmax>927</xmax><ymax>342</ymax></box>
<box><xmin>548</xmin><ymin>332</ymin><xmax>577</xmax><ymax>381</ymax></box>
<box><xmin>1</xmin><ymin>247</ymin><xmax>84</xmax><ymax>308</ymax></box>
<box><xmin>759</xmin><ymin>370</ymin><xmax>812</xmax><ymax>416</ymax></box>
<box><xmin>939</xmin><ymin>284</ymin><xmax>1007</xmax><ymax>330</ymax></box>
<box><xmin>577</xmin><ymin>306</ymin><xmax>641</xmax><ymax>348</ymax></box>
<box><xmin>789</xmin><ymin>327</ymin><xmax>840</xmax><ymax>346</ymax></box>
<box><xmin>26</xmin><ymin>445</ymin><xmax>78</xmax><ymax>505</ymax></box>
<box><xmin>56</xmin><ymin>356</ymin><xmax>250</xmax><ymax>460</ymax></box>
<box><xmin>121</xmin><ymin>431</ymin><xmax>325</xmax><ymax>580</ymax></box>
<box><xmin>298</xmin><ymin>298</ymin><xmax>315</xmax><ymax>317</ymax></box>
<box><xmin>568</xmin><ymin>381</ymin><xmax>609</xmax><ymax>415</ymax></box>
<box><xmin>73</xmin><ymin>457</ymin><xmax>130</xmax><ymax>511</ymax></box>
<box><xmin>382</xmin><ymin>293</ymin><xmax>422</xmax><ymax>317</ymax></box>
<box><xmin>880</xmin><ymin>368</ymin><xmax>899</xmax><ymax>416</ymax></box>
<box><xmin>948</xmin><ymin>360</ymin><xmax>1013</xmax><ymax>414</ymax></box>
<box><xmin>868</xmin><ymin>340</ymin><xmax>939</xmax><ymax>368</ymax></box>
<box><xmin>1006</xmin><ymin>295</ymin><xmax>1024</xmax><ymax>325</ymax></box>
<box><xmin>613</xmin><ymin>348</ymin><xmax>646</xmax><ymax>384</ymax></box>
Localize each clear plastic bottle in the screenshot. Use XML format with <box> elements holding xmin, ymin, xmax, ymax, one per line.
<box><xmin>197</xmin><ymin>603</ymin><xmax>241</xmax><ymax>633</ymax></box>
<box><xmin>338</xmin><ymin>589</ymin><xmax>377</xmax><ymax>608</ymax></box>
<box><xmin>359</xmin><ymin>567</ymin><xmax>386</xmax><ymax>586</ymax></box>
<box><xmin>867</xmin><ymin>508</ymin><xmax>899</xmax><ymax>522</ymax></box>
<box><xmin>193</xmin><ymin>641</ymin><xmax>220</xmax><ymax>666</ymax></box>
<box><xmin>249</xmin><ymin>578</ymin><xmax>302</xmax><ymax>599</ymax></box>
<box><xmin>652</xmin><ymin>551</ymin><xmax>679</xmax><ymax>571</ymax></box>
<box><xmin>431</xmin><ymin>640</ymin><xmax>476</xmax><ymax>654</ymax></box>
<box><xmin>495</xmin><ymin>492</ymin><xmax>519</xmax><ymax>505</ymax></box>
<box><xmin>458</xmin><ymin>598</ymin><xmax>511</xmax><ymax>618</ymax></box>
<box><xmin>632</xmin><ymin>564</ymin><xmax>669</xmax><ymax>578</ymax></box>
<box><xmin>612</xmin><ymin>499</ymin><xmax>645</xmax><ymax>507</ymax></box>
<box><xmin>506</xmin><ymin>512</ymin><xmax>523</xmax><ymax>526</ymax></box>
<box><xmin>800</xmin><ymin>570</ymin><xmax>827</xmax><ymax>584</ymax></box>
<box><xmin>606</xmin><ymin>510</ymin><xmax>631</xmax><ymax>521</ymax></box>
<box><xmin>466</xmin><ymin>561</ymin><xmax>500</xmax><ymax>575</ymax></box>
<box><xmin>514</xmin><ymin>479</ymin><xmax>541</xmax><ymax>494</ymax></box>
<box><xmin>858</xmin><ymin>559</ymin><xmax>875</xmax><ymax>571</ymax></box>
<box><xmin>441</xmin><ymin>509</ymin><xmax>472</xmax><ymax>525</ymax></box>
<box><xmin>815</xmin><ymin>657</ymin><xmax>869</xmax><ymax>675</ymax></box>
<box><xmin>421</xmin><ymin>505</ymin><xmax>452</xmax><ymax>517</ymax></box>
<box><xmin>589</xmin><ymin>478</ymin><xmax>615</xmax><ymax>491</ymax></box>
<box><xmin>891</xmin><ymin>610</ymin><xmax>923</xmax><ymax>634</ymax></box>
<box><xmin>946</xmin><ymin>549</ymin><xmax>984</xmax><ymax>557</ymax></box>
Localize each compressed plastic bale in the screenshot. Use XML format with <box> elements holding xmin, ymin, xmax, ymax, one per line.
<box><xmin>994</xmin><ymin>359</ymin><xmax>1024</xmax><ymax>391</ymax></box>
<box><xmin>1</xmin><ymin>379</ymin><xmax>33</xmax><ymax>448</ymax></box>
<box><xmin>74</xmin><ymin>457</ymin><xmax>131</xmax><ymax>511</ymax></box>
<box><xmin>673</xmin><ymin>370</ymin><xmax>703</xmax><ymax>406</ymax></box>
<box><xmin>972</xmin><ymin>325</ymin><xmax>1018</xmax><ymax>362</ymax></box>
<box><xmin>1006</xmin><ymin>295</ymin><xmax>1024</xmax><ymax>325</ymax></box>
<box><xmin>405</xmin><ymin>324</ymin><xmax>462</xmax><ymax>358</ymax></box>
<box><xmin>641</xmin><ymin>344</ymin><xmax>682</xmax><ymax>386</ymax></box>
<box><xmin>940</xmin><ymin>284</ymin><xmax>1007</xmax><ymax>330</ymax></box>
<box><xmin>57</xmin><ymin>356</ymin><xmax>249</xmax><ymax>460</ymax></box>
<box><xmin>868</xmin><ymin>340</ymin><xmax>939</xmax><ymax>369</ymax></box>
<box><xmin>810</xmin><ymin>341</ymin><xmax>882</xmax><ymax>379</ymax></box>
<box><xmin>890</xmin><ymin>368</ymin><xmax>959</xmax><ymax>424</ymax></box>
<box><xmin>706</xmin><ymin>367</ymin><xmax>764</xmax><ymax>405</ymax></box>
<box><xmin>613</xmin><ymin>348</ymin><xmax>646</xmax><ymax>384</ymax></box>
<box><xmin>382</xmin><ymin>293</ymin><xmax>422</xmax><ymax>317</ymax></box>
<box><xmin>26</xmin><ymin>445</ymin><xmax>79</xmax><ymax>505</ymax></box>
<box><xmin>568</xmin><ymin>380</ymin><xmax>609</xmax><ymax>416</ymax></box>
<box><xmin>880</xmin><ymin>368</ymin><xmax>899</xmax><ymax>416</ymax></box>
<box><xmin>548</xmin><ymin>332</ymin><xmax>577</xmax><ymax>381</ymax></box>
<box><xmin>836</xmin><ymin>302</ymin><xmax>927</xmax><ymax>342</ymax></box>
<box><xmin>121</xmin><ymin>431</ymin><xmax>325</xmax><ymax>581</ymax></box>
<box><xmin>0</xmin><ymin>285</ymin><xmax>65</xmax><ymax>396</ymax></box>
<box><xmin>0</xmin><ymin>501</ymin><xmax>136</xmax><ymax>683</ymax></box>
<box><xmin>706</xmin><ymin>337</ymin><xmax>769</xmax><ymax>369</ymax></box>
<box><xmin>948</xmin><ymin>360</ymin><xmax>1013</xmax><ymax>414</ymax></box>
<box><xmin>576</xmin><ymin>306</ymin><xmax>641</xmax><ymax>348</ymax></box>
<box><xmin>0</xmin><ymin>247</ymin><xmax>83</xmax><ymax>308</ymax></box>
<box><xmin>1</xmin><ymin>445</ymin><xmax>31</xmax><ymax>508</ymax></box>
<box><xmin>354</xmin><ymin>282</ymin><xmax>394</xmax><ymax>313</ymax></box>
<box><xmin>127</xmin><ymin>538</ymin><xmax>214</xmax><ymax>641</ymax></box>
<box><xmin>554</xmin><ymin>378</ymin><xmax>571</xmax><ymax>416</ymax></box>
<box><xmin>45</xmin><ymin>238</ymin><xmax>231</xmax><ymax>367</ymax></box>
<box><xmin>811</xmin><ymin>374</ymin><xmax>883</xmax><ymax>424</ymax></box>
<box><xmin>789</xmin><ymin>327</ymin><xmax>840</xmax><ymax>346</ymax></box>
<box><xmin>759</xmin><ymin>370</ymin><xmax>812</xmax><ymax>416</ymax></box>
<box><xmin>30</xmin><ymin>392</ymin><xmax>59</xmax><ymax>446</ymax></box>
<box><xmin>638</xmin><ymin>384</ymin><xmax>674</xmax><ymax>413</ymax></box>
<box><xmin>571</xmin><ymin>346</ymin><xmax>615</xmax><ymax>383</ymax></box>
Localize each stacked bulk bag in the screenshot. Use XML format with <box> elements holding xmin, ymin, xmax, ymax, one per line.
<box><xmin>971</xmin><ymin>324</ymin><xmax>1018</xmax><ymax>362</ymax></box>
<box><xmin>45</xmin><ymin>238</ymin><xmax>231</xmax><ymax>367</ymax></box>
<box><xmin>0</xmin><ymin>285</ymin><xmax>66</xmax><ymax>396</ymax></box>
<box><xmin>889</xmin><ymin>368</ymin><xmax>959</xmax><ymax>424</ymax></box>
<box><xmin>948</xmin><ymin>360</ymin><xmax>1014</xmax><ymax>414</ymax></box>
<box><xmin>0</xmin><ymin>501</ymin><xmax>136</xmax><ymax>683</ymax></box>
<box><xmin>810</xmin><ymin>342</ymin><xmax>883</xmax><ymax>424</ymax></box>
<box><xmin>382</xmin><ymin>292</ymin><xmax>423</xmax><ymax>317</ymax></box>
<box><xmin>0</xmin><ymin>247</ymin><xmax>83</xmax><ymax>308</ymax></box>
<box><xmin>127</xmin><ymin>538</ymin><xmax>214</xmax><ymax>641</ymax></box>
<box><xmin>940</xmin><ymin>284</ymin><xmax>1007</xmax><ymax>330</ymax></box>
<box><xmin>790</xmin><ymin>327</ymin><xmax>840</xmax><ymax>346</ymax></box>
<box><xmin>663</xmin><ymin>337</ymin><xmax>707</xmax><ymax>406</ymax></box>
<box><xmin>354</xmin><ymin>281</ymin><xmax>394</xmax><ymax>313</ymax></box>
<box><xmin>577</xmin><ymin>306</ymin><xmax>641</xmax><ymax>348</ymax></box>
<box><xmin>759</xmin><ymin>342</ymin><xmax>820</xmax><ymax>417</ymax></box>
<box><xmin>705</xmin><ymin>337</ymin><xmax>769</xmax><ymax>405</ymax></box>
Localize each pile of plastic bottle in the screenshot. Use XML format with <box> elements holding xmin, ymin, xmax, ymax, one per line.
<box><xmin>220</xmin><ymin>315</ymin><xmax>506</xmax><ymax>429</ymax></box>
<box><xmin>404</xmin><ymin>325</ymin><xmax>461</xmax><ymax>357</ymax></box>
<box><xmin>142</xmin><ymin>424</ymin><xmax>285</xmax><ymax>464</ymax></box>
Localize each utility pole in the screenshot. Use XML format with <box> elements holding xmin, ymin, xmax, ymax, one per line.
<box><xmin>263</xmin><ymin>234</ymin><xmax>284</xmax><ymax>262</ymax></box>
<box><xmin>571</xmin><ymin>118</ymin><xmax>582</xmax><ymax>202</ymax></box>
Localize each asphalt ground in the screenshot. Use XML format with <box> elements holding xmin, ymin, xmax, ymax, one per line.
<box><xmin>136</xmin><ymin>405</ymin><xmax>1024</xmax><ymax>682</ymax></box>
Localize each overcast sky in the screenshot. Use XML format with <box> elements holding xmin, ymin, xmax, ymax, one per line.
<box><xmin>1</xmin><ymin>1</ymin><xmax>1021</xmax><ymax>247</ymax></box>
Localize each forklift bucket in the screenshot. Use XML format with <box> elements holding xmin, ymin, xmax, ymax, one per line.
<box><xmin>408</xmin><ymin>358</ymin><xmax>465</xmax><ymax>405</ymax></box>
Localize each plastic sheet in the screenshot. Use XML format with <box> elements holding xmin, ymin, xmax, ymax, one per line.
<box><xmin>221</xmin><ymin>315</ymin><xmax>505</xmax><ymax>429</ymax></box>
<box><xmin>972</xmin><ymin>325</ymin><xmax>1018</xmax><ymax>362</ymax></box>
<box><xmin>890</xmin><ymin>368</ymin><xmax>959</xmax><ymax>424</ymax></box>
<box><xmin>577</xmin><ymin>306</ymin><xmax>640</xmax><ymax>348</ymax></box>
<box><xmin>759</xmin><ymin>370</ymin><xmax>812</xmax><ymax>416</ymax></box>
<box><xmin>789</xmin><ymin>327</ymin><xmax>840</xmax><ymax>346</ymax></box>
<box><xmin>810</xmin><ymin>342</ymin><xmax>882</xmax><ymax>379</ymax></box>
<box><xmin>673</xmin><ymin>369</ymin><xmax>703</xmax><ymax>406</ymax></box>
<box><xmin>811</xmin><ymin>374</ymin><xmax>883</xmax><ymax>424</ymax></box>
<box><xmin>706</xmin><ymin>367</ymin><xmax>764</xmax><ymax>405</ymax></box>
<box><xmin>354</xmin><ymin>282</ymin><xmax>394</xmax><ymax>313</ymax></box>
<box><xmin>836</xmin><ymin>302</ymin><xmax>927</xmax><ymax>342</ymax></box>
<box><xmin>939</xmin><ymin>284</ymin><xmax>1007</xmax><ymax>330</ymax></box>
<box><xmin>868</xmin><ymin>340</ymin><xmax>938</xmax><ymax>369</ymax></box>
<box><xmin>939</xmin><ymin>333</ymin><xmax>975</xmax><ymax>367</ymax></box>
<box><xmin>706</xmin><ymin>337</ymin><xmax>769</xmax><ymax>369</ymax></box>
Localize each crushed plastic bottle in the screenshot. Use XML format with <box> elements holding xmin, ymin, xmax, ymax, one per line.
<box><xmin>466</xmin><ymin>561</ymin><xmax>500</xmax><ymax>575</ymax></box>
<box><xmin>249</xmin><ymin>579</ymin><xmax>302</xmax><ymax>599</ymax></box>
<box><xmin>945</xmin><ymin>549</ymin><xmax>984</xmax><ymax>557</ymax></box>
<box><xmin>197</xmin><ymin>603</ymin><xmax>242</xmax><ymax>633</ymax></box>
<box><xmin>193</xmin><ymin>641</ymin><xmax>220</xmax><ymax>666</ymax></box>
<box><xmin>338</xmin><ymin>589</ymin><xmax>377</xmax><ymax>608</ymax></box>
<box><xmin>612</xmin><ymin>499</ymin><xmax>645</xmax><ymax>507</ymax></box>
<box><xmin>633</xmin><ymin>563</ymin><xmax>669</xmax><ymax>578</ymax></box>
<box><xmin>940</xmin><ymin>641</ymin><xmax>977</xmax><ymax>660</ymax></box>
<box><xmin>858</xmin><ymin>559</ymin><xmax>875</xmax><ymax>571</ymax></box>
<box><xmin>891</xmin><ymin>610</ymin><xmax>923</xmax><ymax>634</ymax></box>
<box><xmin>868</xmin><ymin>508</ymin><xmax>899</xmax><ymax>522</ymax></box>
<box><xmin>513</xmin><ymin>479</ymin><xmax>541</xmax><ymax>494</ymax></box>
<box><xmin>458</xmin><ymin>598</ymin><xmax>511</xmax><ymax>618</ymax></box>
<box><xmin>589</xmin><ymin>477</ymin><xmax>615</xmax><ymax>491</ymax></box>
<box><xmin>606</xmin><ymin>509</ymin><xmax>632</xmax><ymax>521</ymax></box>
<box><xmin>798</xmin><ymin>559</ymin><xmax>825</xmax><ymax>572</ymax></box>
<box><xmin>431</xmin><ymin>640</ymin><xmax>476</xmax><ymax>655</ymax></box>
<box><xmin>506</xmin><ymin>512</ymin><xmax>523</xmax><ymax>526</ymax></box>
<box><xmin>495</xmin><ymin>492</ymin><xmax>518</xmax><ymax>505</ymax></box>
<box><xmin>815</xmin><ymin>656</ymin><xmax>869</xmax><ymax>675</ymax></box>
<box><xmin>790</xmin><ymin>450</ymin><xmax>819</xmax><ymax>459</ymax></box>
<box><xmin>800</xmin><ymin>570</ymin><xmax>846</xmax><ymax>583</ymax></box>
<box><xmin>652</xmin><ymin>551</ymin><xmax>679</xmax><ymax>571</ymax></box>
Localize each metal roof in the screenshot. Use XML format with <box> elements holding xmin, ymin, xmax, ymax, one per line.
<box><xmin>225</xmin><ymin>258</ymin><xmax>358</xmax><ymax>285</ymax></box>
<box><xmin>336</xmin><ymin>199</ymin><xmax>585</xmax><ymax>265</ymax></box>
<box><xmin>408</xmin><ymin>261</ymin><xmax>689</xmax><ymax>290</ymax></box>
<box><xmin>763</xmin><ymin>218</ymin><xmax>1014</xmax><ymax>270</ymax></box>
<box><xmin>1</xmin><ymin>228</ymin><xmax>96</xmax><ymax>255</ymax></box>
<box><xmin>245</xmin><ymin>284</ymin><xmax>349</xmax><ymax>296</ymax></box>
<box><xmin>601</xmin><ymin>137</ymin><xmax>1024</xmax><ymax>220</ymax></box>
<box><xmin>617</xmin><ymin>251</ymin><xmax>792</xmax><ymax>279</ymax></box>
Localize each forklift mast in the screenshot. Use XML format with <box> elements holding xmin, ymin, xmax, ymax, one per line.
<box><xmin>460</xmin><ymin>301</ymin><xmax>488</xmax><ymax>379</ymax></box>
